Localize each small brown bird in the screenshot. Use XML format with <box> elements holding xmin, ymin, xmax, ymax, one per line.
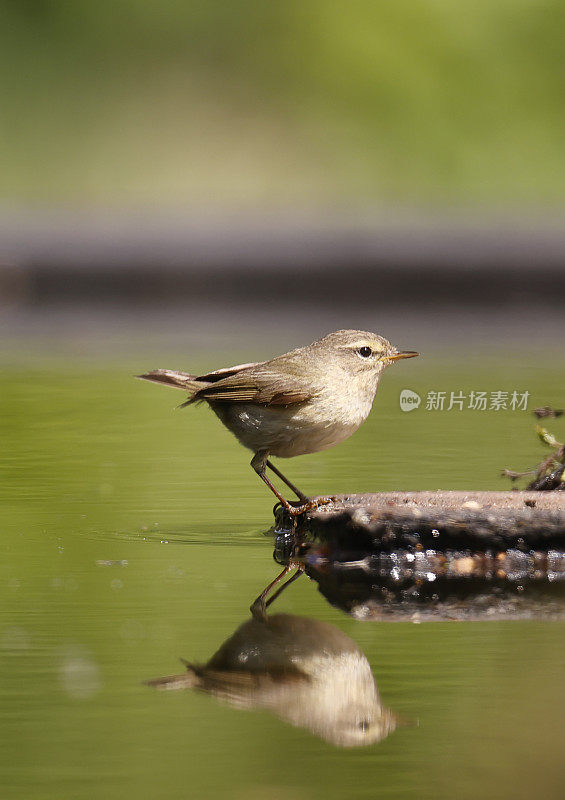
<box><xmin>138</xmin><ymin>330</ymin><xmax>418</xmax><ymax>513</ymax></box>
<box><xmin>145</xmin><ymin>613</ymin><xmax>398</xmax><ymax>748</ymax></box>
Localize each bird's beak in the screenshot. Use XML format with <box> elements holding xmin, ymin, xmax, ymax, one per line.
<box><xmin>388</xmin><ymin>351</ymin><xmax>419</xmax><ymax>361</ymax></box>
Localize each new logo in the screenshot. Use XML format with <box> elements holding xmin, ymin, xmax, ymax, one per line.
<box><xmin>399</xmin><ymin>389</ymin><xmax>421</xmax><ymax>412</ymax></box>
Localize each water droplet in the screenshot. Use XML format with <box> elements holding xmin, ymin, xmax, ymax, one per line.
<box><xmin>59</xmin><ymin>651</ymin><xmax>101</xmax><ymax>699</ymax></box>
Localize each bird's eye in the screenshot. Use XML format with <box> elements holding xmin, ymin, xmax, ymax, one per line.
<box><xmin>357</xmin><ymin>346</ymin><xmax>372</xmax><ymax>358</ymax></box>
<box><xmin>358</xmin><ymin>720</ymin><xmax>370</xmax><ymax>732</ymax></box>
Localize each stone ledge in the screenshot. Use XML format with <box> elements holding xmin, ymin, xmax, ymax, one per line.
<box><xmin>274</xmin><ymin>491</ymin><xmax>565</xmax><ymax>552</ymax></box>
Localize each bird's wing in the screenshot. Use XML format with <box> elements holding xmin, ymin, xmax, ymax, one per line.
<box><xmin>195</xmin><ymin>361</ymin><xmax>265</xmax><ymax>383</ymax></box>
<box><xmin>137</xmin><ymin>361</ymin><xmax>267</xmax><ymax>396</ymax></box>
<box><xmin>195</xmin><ymin>367</ymin><xmax>315</xmax><ymax>406</ymax></box>
<box><xmin>196</xmin><ymin>665</ymin><xmax>309</xmax><ymax>701</ymax></box>
<box><xmin>140</xmin><ymin>355</ymin><xmax>316</xmax><ymax>407</ymax></box>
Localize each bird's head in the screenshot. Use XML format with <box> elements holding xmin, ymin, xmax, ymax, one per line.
<box><xmin>313</xmin><ymin>329</ymin><xmax>419</xmax><ymax>377</ymax></box>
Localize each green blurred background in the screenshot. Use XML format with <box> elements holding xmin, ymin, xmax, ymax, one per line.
<box><xmin>2</xmin><ymin>4</ymin><xmax>565</xmax><ymax>799</ymax></box>
<box><xmin>2</xmin><ymin>0</ymin><xmax>565</xmax><ymax>209</ymax></box>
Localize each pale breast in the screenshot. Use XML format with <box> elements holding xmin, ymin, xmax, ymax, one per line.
<box><xmin>209</xmin><ymin>373</ymin><xmax>379</xmax><ymax>458</ymax></box>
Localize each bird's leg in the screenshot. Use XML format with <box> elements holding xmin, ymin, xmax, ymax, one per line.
<box><xmin>251</xmin><ymin>452</ymin><xmax>316</xmax><ymax>516</ymax></box>
<box><xmin>250</xmin><ymin>564</ymin><xmax>292</xmax><ymax>620</ymax></box>
<box><xmin>250</xmin><ymin>564</ymin><xmax>304</xmax><ymax>621</ymax></box>
<box><xmin>265</xmin><ymin>566</ymin><xmax>304</xmax><ymax>609</ymax></box>
<box><xmin>265</xmin><ymin>459</ymin><xmax>308</xmax><ymax>502</ymax></box>
<box><xmin>251</xmin><ymin>452</ymin><xmax>293</xmax><ymax>508</ymax></box>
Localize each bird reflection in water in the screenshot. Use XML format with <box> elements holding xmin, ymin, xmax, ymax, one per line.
<box><xmin>146</xmin><ymin>613</ymin><xmax>397</xmax><ymax>748</ymax></box>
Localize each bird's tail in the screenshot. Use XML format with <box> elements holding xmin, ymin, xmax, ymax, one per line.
<box><xmin>136</xmin><ymin>369</ymin><xmax>207</xmax><ymax>402</ymax></box>
<box><xmin>144</xmin><ymin>663</ymin><xmax>200</xmax><ymax>691</ymax></box>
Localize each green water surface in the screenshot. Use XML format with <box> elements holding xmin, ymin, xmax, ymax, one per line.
<box><xmin>1</xmin><ymin>358</ymin><xmax>564</xmax><ymax>799</ymax></box>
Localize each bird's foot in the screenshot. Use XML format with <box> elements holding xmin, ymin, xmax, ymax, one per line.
<box><xmin>250</xmin><ymin>597</ymin><xmax>268</xmax><ymax>622</ymax></box>
<box><xmin>311</xmin><ymin>495</ymin><xmax>337</xmax><ymax>510</ymax></box>
<box><xmin>285</xmin><ymin>496</ymin><xmax>336</xmax><ymax>516</ymax></box>
<box><xmin>285</xmin><ymin>500</ymin><xmax>317</xmax><ymax>516</ymax></box>
<box><xmin>272</xmin><ymin>497</ymin><xmax>338</xmax><ymax>534</ymax></box>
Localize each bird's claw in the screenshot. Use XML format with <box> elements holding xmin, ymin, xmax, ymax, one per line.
<box><xmin>286</xmin><ymin>496</ymin><xmax>336</xmax><ymax>515</ymax></box>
